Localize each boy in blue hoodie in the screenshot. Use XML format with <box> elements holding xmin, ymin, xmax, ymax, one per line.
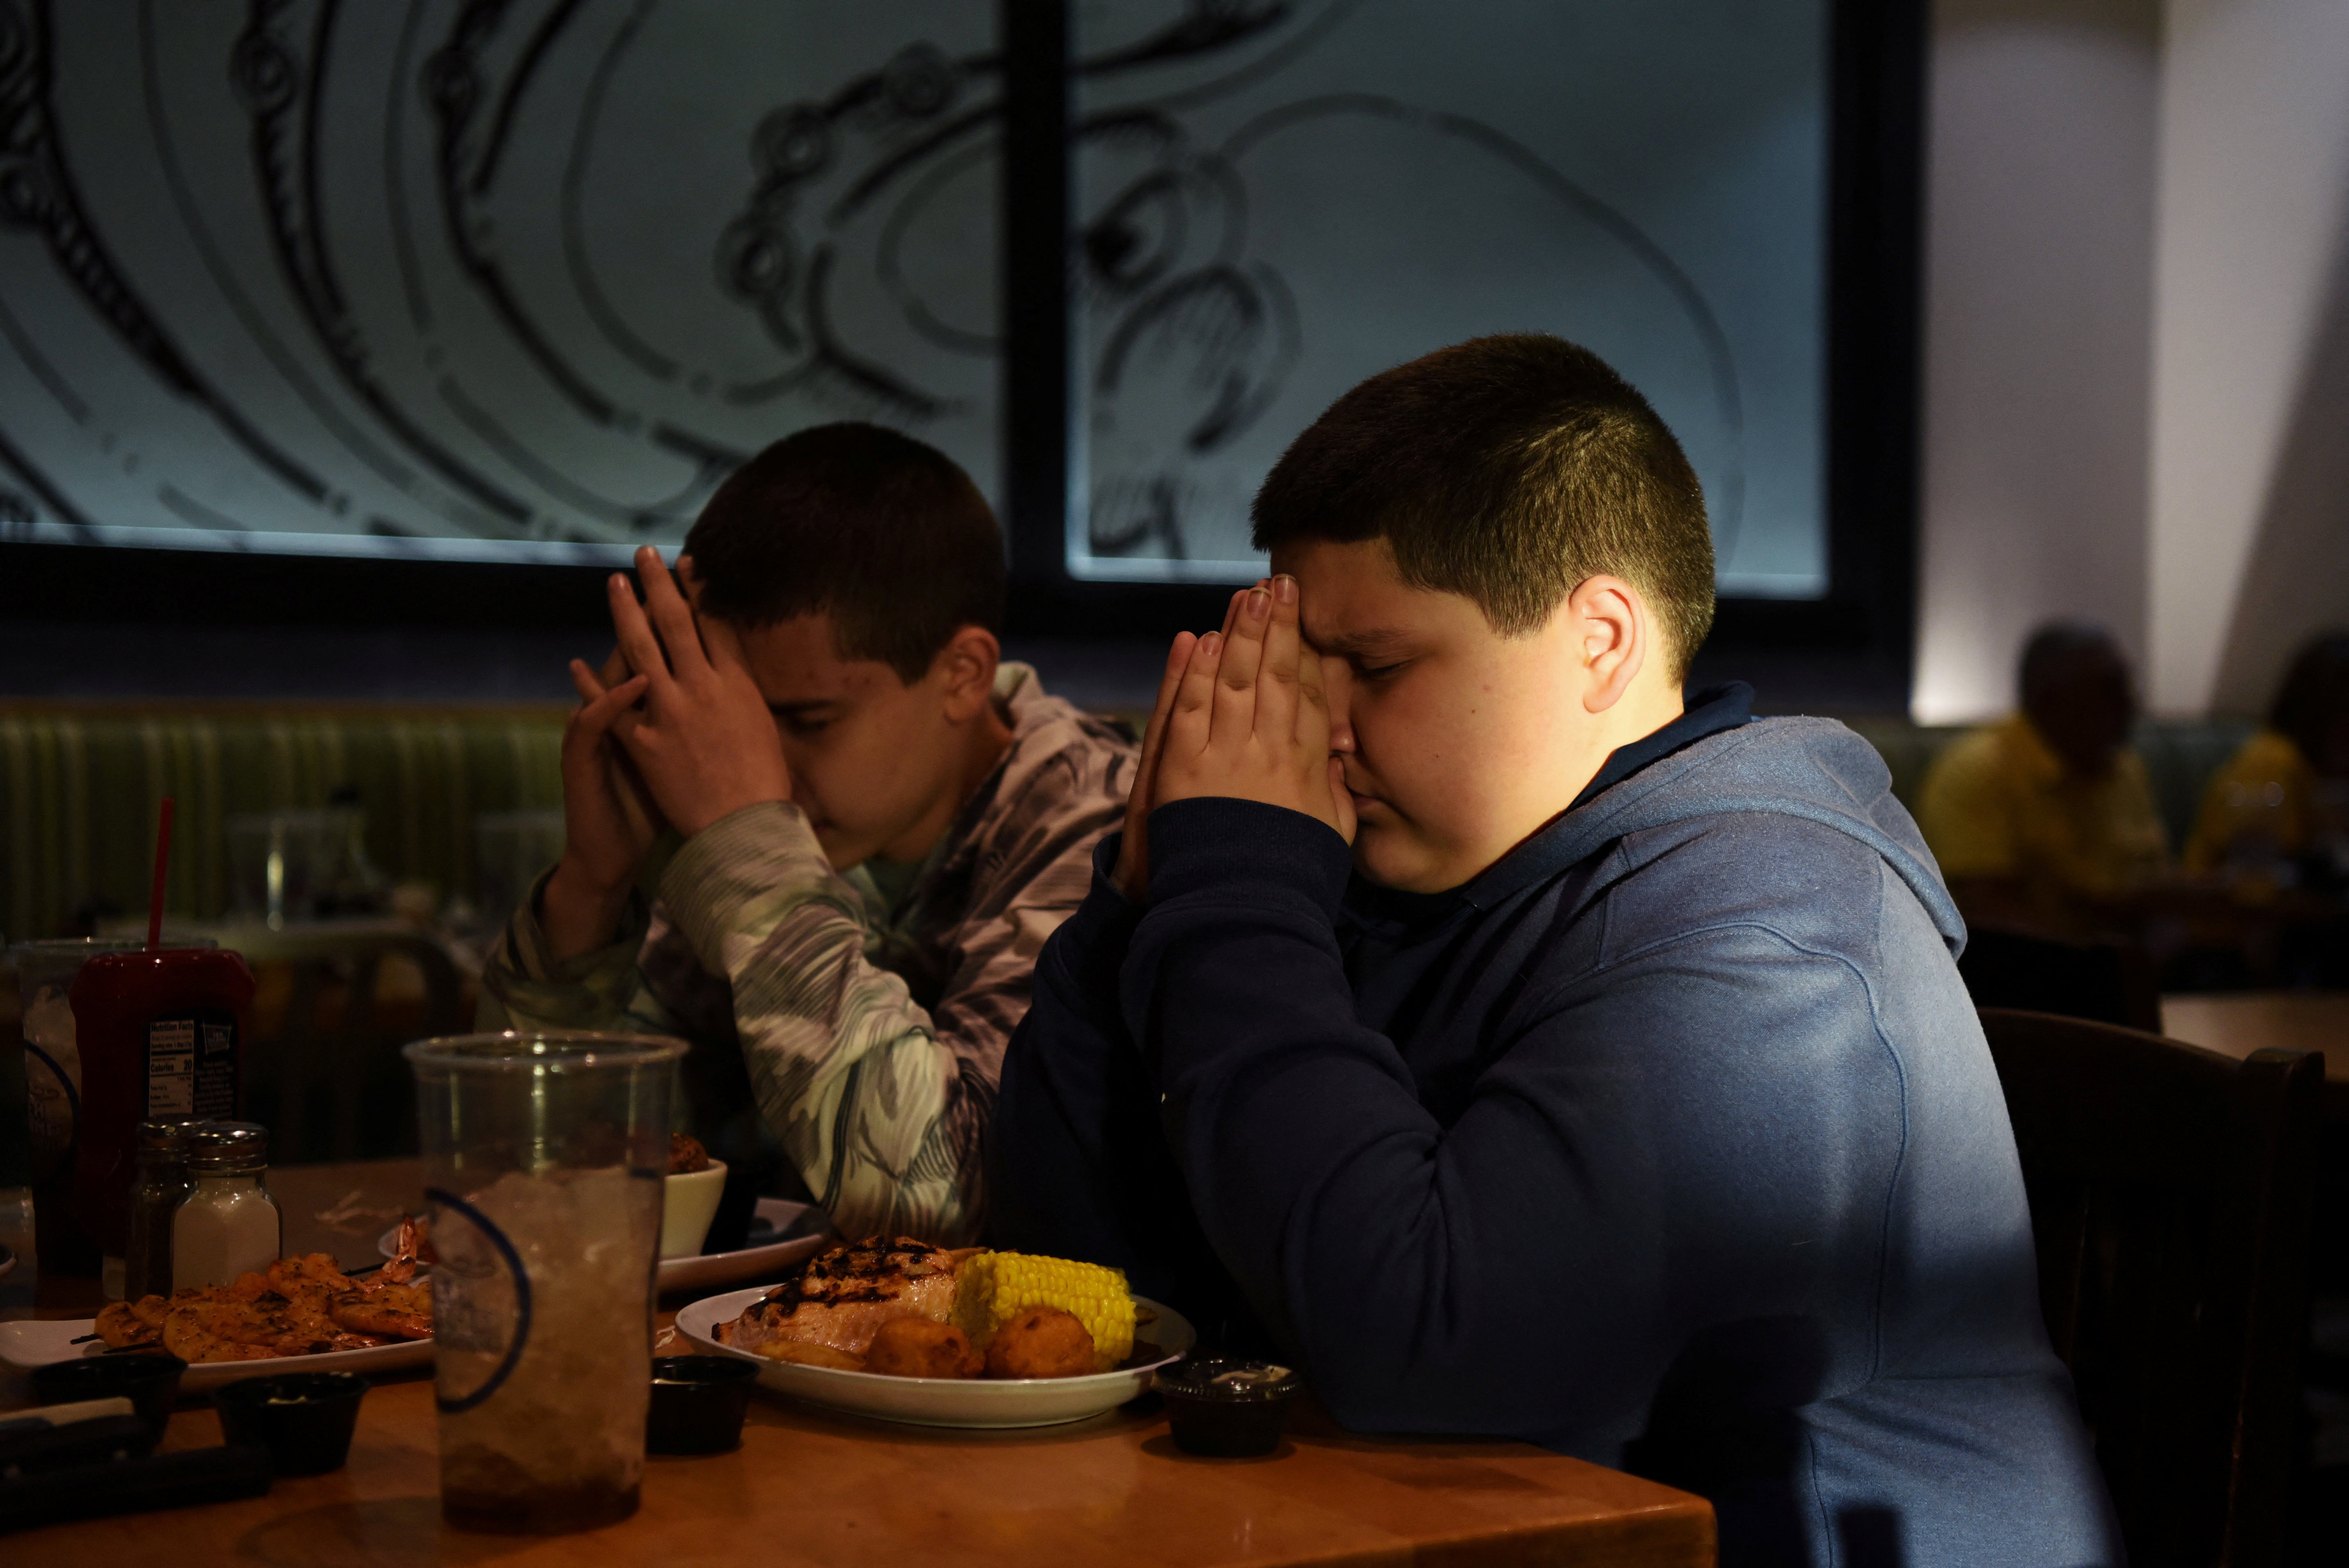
<box><xmin>990</xmin><ymin>336</ymin><xmax>2119</xmax><ymax>1567</ymax></box>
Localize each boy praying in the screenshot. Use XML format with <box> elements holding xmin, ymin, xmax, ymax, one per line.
<box><xmin>482</xmin><ymin>423</ymin><xmax>1134</xmax><ymax>1246</ymax></box>
<box><xmin>991</xmin><ymin>337</ymin><xmax>2118</xmax><ymax>1566</ymax></box>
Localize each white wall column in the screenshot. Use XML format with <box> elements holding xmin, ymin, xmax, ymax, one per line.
<box><xmin>1914</xmin><ymin>0</ymin><xmax>2161</xmax><ymax>724</ymax></box>
<box><xmin>2145</xmin><ymin>0</ymin><xmax>2349</xmax><ymax>716</ymax></box>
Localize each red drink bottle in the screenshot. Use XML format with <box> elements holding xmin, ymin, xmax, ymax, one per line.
<box><xmin>68</xmin><ymin>946</ymin><xmax>255</xmax><ymax>1291</ymax></box>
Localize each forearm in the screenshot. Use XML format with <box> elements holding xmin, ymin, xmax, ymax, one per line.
<box><xmin>747</xmin><ymin>1012</ymin><xmax>973</xmax><ymax>1244</ymax></box>
<box><xmin>663</xmin><ymin>802</ymin><xmax>977</xmax><ymax>1242</ymax></box>
<box><xmin>989</xmin><ymin>836</ymin><xmax>1195</xmax><ymax>1286</ymax></box>
<box><xmin>479</xmin><ymin>868</ymin><xmax>654</xmax><ymax>1034</ymax></box>
<box><xmin>539</xmin><ymin>855</ymin><xmax>639</xmax><ymax>964</ymax></box>
<box><xmin>1129</xmin><ymin>801</ymin><xmax>1643</xmax><ymax>1432</ymax></box>
<box><xmin>1124</xmin><ymin>804</ymin><xmax>1426</xmax><ymax>1358</ymax></box>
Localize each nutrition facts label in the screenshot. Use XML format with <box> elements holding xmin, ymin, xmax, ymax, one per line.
<box><xmin>146</xmin><ymin>1013</ymin><xmax>239</xmax><ymax>1118</ymax></box>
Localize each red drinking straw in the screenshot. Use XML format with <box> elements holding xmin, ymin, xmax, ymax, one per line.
<box><xmin>146</xmin><ymin>795</ymin><xmax>175</xmax><ymax>950</ymax></box>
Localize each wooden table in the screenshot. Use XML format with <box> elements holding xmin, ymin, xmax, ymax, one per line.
<box><xmin>2</xmin><ymin>1162</ymin><xmax>1716</xmax><ymax>1566</ymax></box>
<box><xmin>2163</xmin><ymin>991</ymin><xmax>2349</xmax><ymax>1119</ymax></box>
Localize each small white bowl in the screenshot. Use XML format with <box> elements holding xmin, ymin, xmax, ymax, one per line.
<box><xmin>661</xmin><ymin>1159</ymin><xmax>729</xmax><ymax>1260</ymax></box>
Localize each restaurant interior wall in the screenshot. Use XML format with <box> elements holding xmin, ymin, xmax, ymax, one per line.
<box><xmin>1914</xmin><ymin>0</ymin><xmax>2349</xmax><ymax>723</ymax></box>
<box><xmin>0</xmin><ymin>0</ymin><xmax>1925</xmax><ymax>716</ymax></box>
<box><xmin>1914</xmin><ymin>0</ymin><xmax>2158</xmax><ymax>724</ymax></box>
<box><xmin>2147</xmin><ymin>0</ymin><xmax>2349</xmax><ymax>718</ymax></box>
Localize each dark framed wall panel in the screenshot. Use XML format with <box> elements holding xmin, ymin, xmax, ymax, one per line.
<box><xmin>1685</xmin><ymin>0</ymin><xmax>1926</xmax><ymax>710</ymax></box>
<box><xmin>0</xmin><ymin>0</ymin><xmax>1924</xmax><ymax>711</ymax></box>
<box><xmin>1002</xmin><ymin>0</ymin><xmax>1927</xmax><ymax>705</ymax></box>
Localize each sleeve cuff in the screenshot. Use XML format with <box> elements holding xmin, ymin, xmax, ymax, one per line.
<box><xmin>657</xmin><ymin>799</ymin><xmax>836</xmax><ymax>972</ymax></box>
<box><xmin>1145</xmin><ymin>798</ymin><xmax>1353</xmax><ymax>916</ymax></box>
<box><xmin>504</xmin><ymin>864</ymin><xmax>648</xmax><ymax>985</ymax></box>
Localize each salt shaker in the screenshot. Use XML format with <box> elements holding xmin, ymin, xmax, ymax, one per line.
<box><xmin>123</xmin><ymin>1117</ymin><xmax>204</xmax><ymax>1299</ymax></box>
<box><xmin>172</xmin><ymin>1122</ymin><xmax>281</xmax><ymax>1288</ymax></box>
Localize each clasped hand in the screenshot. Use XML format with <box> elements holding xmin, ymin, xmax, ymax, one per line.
<box><xmin>545</xmin><ymin>548</ymin><xmax>791</xmax><ymax>955</ymax></box>
<box><xmin>1115</xmin><ymin>575</ymin><xmax>1356</xmax><ymax>900</ymax></box>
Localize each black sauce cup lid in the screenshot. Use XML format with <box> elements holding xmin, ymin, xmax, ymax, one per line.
<box><xmin>646</xmin><ymin>1356</ymin><xmax>757</xmax><ymax>1457</ymax></box>
<box><xmin>213</xmin><ymin>1370</ymin><xmax>369</xmax><ymax>1406</ymax></box>
<box><xmin>1153</xmin><ymin>1357</ymin><xmax>1301</xmax><ymax>1401</ymax></box>
<box><xmin>213</xmin><ymin>1370</ymin><xmax>367</xmax><ymax>1479</ymax></box>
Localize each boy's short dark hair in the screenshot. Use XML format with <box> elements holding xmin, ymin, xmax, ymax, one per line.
<box><xmin>685</xmin><ymin>423</ymin><xmax>1004</xmax><ymax>683</ymax></box>
<box><xmin>1251</xmin><ymin>335</ymin><xmax>1715</xmax><ymax>677</ymax></box>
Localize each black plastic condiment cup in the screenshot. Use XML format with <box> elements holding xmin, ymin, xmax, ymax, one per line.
<box><xmin>1154</xmin><ymin>1357</ymin><xmax>1302</xmax><ymax>1457</ymax></box>
<box><xmin>213</xmin><ymin>1371</ymin><xmax>369</xmax><ymax>1476</ymax></box>
<box><xmin>647</xmin><ymin>1356</ymin><xmax>760</xmax><ymax>1455</ymax></box>
<box><xmin>28</xmin><ymin>1352</ymin><xmax>188</xmax><ymax>1448</ymax></box>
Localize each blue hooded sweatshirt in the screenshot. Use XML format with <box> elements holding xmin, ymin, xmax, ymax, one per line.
<box><xmin>989</xmin><ymin>697</ymin><xmax>2122</xmax><ymax>1568</ymax></box>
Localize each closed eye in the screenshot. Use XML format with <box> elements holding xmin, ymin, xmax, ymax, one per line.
<box><xmin>1353</xmin><ymin>659</ymin><xmax>1408</xmax><ymax>681</ymax></box>
<box><xmin>772</xmin><ymin>707</ymin><xmax>836</xmax><ymax>737</ymax></box>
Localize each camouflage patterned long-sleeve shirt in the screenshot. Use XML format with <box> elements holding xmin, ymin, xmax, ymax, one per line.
<box><xmin>479</xmin><ymin>665</ymin><xmax>1135</xmax><ymax>1245</ymax></box>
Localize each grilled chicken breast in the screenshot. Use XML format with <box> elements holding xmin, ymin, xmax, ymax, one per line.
<box><xmin>719</xmin><ymin>1236</ymin><xmax>978</xmax><ymax>1361</ymax></box>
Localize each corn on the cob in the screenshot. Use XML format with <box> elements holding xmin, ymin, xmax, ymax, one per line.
<box><xmin>952</xmin><ymin>1251</ymin><xmax>1135</xmax><ymax>1372</ymax></box>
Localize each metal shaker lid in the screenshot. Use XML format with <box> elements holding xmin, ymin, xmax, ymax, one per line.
<box><xmin>186</xmin><ymin>1121</ymin><xmax>269</xmax><ymax>1174</ymax></box>
<box><xmin>134</xmin><ymin>1117</ymin><xmax>207</xmax><ymax>1158</ymax></box>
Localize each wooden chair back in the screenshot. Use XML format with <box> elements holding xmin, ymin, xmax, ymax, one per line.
<box><xmin>1979</xmin><ymin>1007</ymin><xmax>2321</xmax><ymax>1568</ymax></box>
<box><xmin>1959</xmin><ymin>925</ymin><xmax>2161</xmax><ymax>1032</ymax></box>
<box><xmin>244</xmin><ymin>930</ymin><xmax>467</xmax><ymax>1162</ymax></box>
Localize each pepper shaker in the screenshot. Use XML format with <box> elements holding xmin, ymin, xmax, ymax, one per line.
<box><xmin>123</xmin><ymin>1118</ymin><xmax>205</xmax><ymax>1299</ymax></box>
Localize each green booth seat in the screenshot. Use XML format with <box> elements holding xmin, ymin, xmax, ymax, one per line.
<box><xmin>1</xmin><ymin>700</ymin><xmax>569</xmax><ymax>941</ymax></box>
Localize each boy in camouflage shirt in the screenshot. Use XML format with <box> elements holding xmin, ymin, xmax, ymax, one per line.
<box><xmin>481</xmin><ymin>425</ymin><xmax>1133</xmax><ymax>1245</ymax></box>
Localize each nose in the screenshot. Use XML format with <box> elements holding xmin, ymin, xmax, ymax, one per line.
<box><xmin>1321</xmin><ymin>656</ymin><xmax>1356</xmax><ymax>754</ymax></box>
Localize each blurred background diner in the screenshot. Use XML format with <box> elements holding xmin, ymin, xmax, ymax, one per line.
<box><xmin>2</xmin><ymin>1</ymin><xmax>2345</xmax><ymax>1561</ymax></box>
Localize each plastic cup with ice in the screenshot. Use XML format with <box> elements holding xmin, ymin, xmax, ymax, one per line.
<box><xmin>404</xmin><ymin>1030</ymin><xmax>686</xmax><ymax>1535</ymax></box>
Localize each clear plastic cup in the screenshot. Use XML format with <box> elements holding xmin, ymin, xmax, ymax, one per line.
<box><xmin>403</xmin><ymin>1031</ymin><xmax>685</xmax><ymax>1534</ymax></box>
<box><xmin>10</xmin><ymin>937</ymin><xmax>153</xmax><ymax>1276</ymax></box>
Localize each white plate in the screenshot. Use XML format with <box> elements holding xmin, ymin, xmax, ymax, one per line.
<box><xmin>382</xmin><ymin>1197</ymin><xmax>832</xmax><ymax>1295</ymax></box>
<box><xmin>0</xmin><ymin>1316</ymin><xmax>434</xmax><ymax>1391</ymax></box>
<box><xmin>675</xmin><ymin>1285</ymin><xmax>1194</xmax><ymax>1429</ymax></box>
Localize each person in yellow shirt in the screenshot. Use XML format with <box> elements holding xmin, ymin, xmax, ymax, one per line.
<box><xmin>2185</xmin><ymin>633</ymin><xmax>2349</xmax><ymax>877</ymax></box>
<box><xmin>1918</xmin><ymin>622</ymin><xmax>2169</xmax><ymax>936</ymax></box>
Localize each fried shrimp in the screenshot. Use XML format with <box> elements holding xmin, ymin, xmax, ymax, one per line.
<box><xmin>268</xmin><ymin>1252</ymin><xmax>352</xmax><ymax>1293</ymax></box>
<box><xmin>107</xmin><ymin>1247</ymin><xmax>433</xmax><ymax>1363</ymax></box>
<box><xmin>380</xmin><ymin>1217</ymin><xmax>424</xmax><ymax>1283</ymax></box>
<box><xmin>330</xmin><ymin>1279</ymin><xmax>432</xmax><ymax>1341</ymax></box>
<box><xmin>261</xmin><ymin>1255</ymin><xmax>391</xmax><ymax>1350</ymax></box>
<box><xmin>162</xmin><ymin>1290</ymin><xmax>315</xmax><ymax>1363</ymax></box>
<box><xmin>95</xmin><ymin>1297</ymin><xmax>166</xmax><ymax>1349</ymax></box>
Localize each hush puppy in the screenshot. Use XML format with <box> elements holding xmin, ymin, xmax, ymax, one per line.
<box><xmin>864</xmin><ymin>1317</ymin><xmax>982</xmax><ymax>1379</ymax></box>
<box><xmin>984</xmin><ymin>1305</ymin><xmax>1096</xmax><ymax>1379</ymax></box>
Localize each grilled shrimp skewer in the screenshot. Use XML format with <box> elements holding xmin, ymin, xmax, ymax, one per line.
<box><xmin>90</xmin><ymin>1238</ymin><xmax>435</xmax><ymax>1363</ymax></box>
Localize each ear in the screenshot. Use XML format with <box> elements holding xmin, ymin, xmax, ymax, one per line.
<box><xmin>932</xmin><ymin>625</ymin><xmax>1003</xmax><ymax>721</ymax></box>
<box><xmin>1566</xmin><ymin>574</ymin><xmax>1650</xmax><ymax>714</ymax></box>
